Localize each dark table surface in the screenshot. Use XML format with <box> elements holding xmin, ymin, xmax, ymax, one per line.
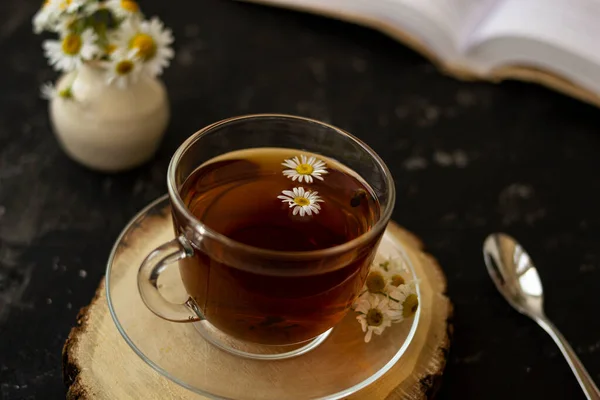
<box><xmin>1</xmin><ymin>1</ymin><xmax>600</xmax><ymax>399</ymax></box>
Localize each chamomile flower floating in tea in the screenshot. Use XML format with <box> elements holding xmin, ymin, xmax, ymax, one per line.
<box><xmin>282</xmin><ymin>155</ymin><xmax>328</xmax><ymax>183</ymax></box>
<box><xmin>354</xmin><ymin>257</ymin><xmax>419</xmax><ymax>342</ymax></box>
<box><xmin>33</xmin><ymin>0</ymin><xmax>175</xmax><ymax>97</ymax></box>
<box><xmin>278</xmin><ymin>187</ymin><xmax>324</xmax><ymax>216</ymax></box>
<box><xmin>180</xmin><ymin>147</ymin><xmax>383</xmax><ymax>344</ymax></box>
<box><xmin>355</xmin><ymin>294</ymin><xmax>402</xmax><ymax>343</ymax></box>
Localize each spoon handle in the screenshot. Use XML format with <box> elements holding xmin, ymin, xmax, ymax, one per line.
<box><xmin>536</xmin><ymin>317</ymin><xmax>600</xmax><ymax>400</ymax></box>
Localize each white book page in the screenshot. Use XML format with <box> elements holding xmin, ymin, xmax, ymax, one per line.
<box><xmin>247</xmin><ymin>0</ymin><xmax>455</xmax><ymax>57</ymax></box>
<box><xmin>387</xmin><ymin>0</ymin><xmax>498</xmax><ymax>44</ymax></box>
<box><xmin>466</xmin><ymin>0</ymin><xmax>600</xmax><ymax>93</ymax></box>
<box><xmin>242</xmin><ymin>0</ymin><xmax>497</xmax><ymax>63</ymax></box>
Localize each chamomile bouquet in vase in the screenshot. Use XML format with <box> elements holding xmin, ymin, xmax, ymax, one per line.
<box><xmin>34</xmin><ymin>0</ymin><xmax>175</xmax><ymax>172</ymax></box>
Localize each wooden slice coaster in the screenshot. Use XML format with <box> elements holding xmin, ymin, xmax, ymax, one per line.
<box><xmin>62</xmin><ymin>204</ymin><xmax>452</xmax><ymax>400</ymax></box>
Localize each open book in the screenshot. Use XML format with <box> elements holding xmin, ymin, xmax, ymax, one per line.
<box><xmin>242</xmin><ymin>0</ymin><xmax>600</xmax><ymax>107</ymax></box>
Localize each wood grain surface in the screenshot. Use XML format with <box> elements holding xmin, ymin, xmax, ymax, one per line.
<box><xmin>62</xmin><ymin>205</ymin><xmax>452</xmax><ymax>399</ymax></box>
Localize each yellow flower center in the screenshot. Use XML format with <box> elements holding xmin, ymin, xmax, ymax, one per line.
<box><xmin>293</xmin><ymin>197</ymin><xmax>310</xmax><ymax>207</ymax></box>
<box><xmin>402</xmin><ymin>294</ymin><xmax>419</xmax><ymax>318</ymax></box>
<box><xmin>59</xmin><ymin>0</ymin><xmax>72</xmax><ymax>10</ymax></box>
<box><xmin>130</xmin><ymin>33</ymin><xmax>157</xmax><ymax>61</ymax></box>
<box><xmin>61</xmin><ymin>33</ymin><xmax>82</xmax><ymax>56</ymax></box>
<box><xmin>106</xmin><ymin>44</ymin><xmax>117</xmax><ymax>54</ymax></box>
<box><xmin>121</xmin><ymin>0</ymin><xmax>139</xmax><ymax>12</ymax></box>
<box><xmin>366</xmin><ymin>271</ymin><xmax>386</xmax><ymax>293</ymax></box>
<box><xmin>295</xmin><ymin>163</ymin><xmax>314</xmax><ymax>175</ymax></box>
<box><xmin>58</xmin><ymin>87</ymin><xmax>72</xmax><ymax>99</ymax></box>
<box><xmin>390</xmin><ymin>275</ymin><xmax>405</xmax><ymax>287</ymax></box>
<box><xmin>115</xmin><ymin>60</ymin><xmax>134</xmax><ymax>75</ymax></box>
<box><xmin>366</xmin><ymin>309</ymin><xmax>384</xmax><ymax>327</ymax></box>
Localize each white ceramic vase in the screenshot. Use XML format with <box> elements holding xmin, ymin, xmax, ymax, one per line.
<box><xmin>49</xmin><ymin>64</ymin><xmax>170</xmax><ymax>172</ymax></box>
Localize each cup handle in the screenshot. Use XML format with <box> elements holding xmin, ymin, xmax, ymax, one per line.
<box><xmin>137</xmin><ymin>235</ymin><xmax>203</xmax><ymax>322</ymax></box>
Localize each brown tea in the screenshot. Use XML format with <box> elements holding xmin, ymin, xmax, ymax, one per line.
<box><xmin>178</xmin><ymin>148</ymin><xmax>381</xmax><ymax>345</ymax></box>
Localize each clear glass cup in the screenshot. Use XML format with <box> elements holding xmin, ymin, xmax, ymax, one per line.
<box><xmin>137</xmin><ymin>114</ymin><xmax>396</xmax><ymax>359</ymax></box>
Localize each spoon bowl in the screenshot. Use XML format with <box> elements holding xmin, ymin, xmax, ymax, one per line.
<box><xmin>483</xmin><ymin>233</ymin><xmax>600</xmax><ymax>400</ymax></box>
<box><xmin>483</xmin><ymin>233</ymin><xmax>543</xmax><ymax>317</ymax></box>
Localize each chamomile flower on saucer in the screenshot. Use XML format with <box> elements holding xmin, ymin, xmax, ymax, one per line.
<box><xmin>43</xmin><ymin>28</ymin><xmax>99</xmax><ymax>71</ymax></box>
<box><xmin>363</xmin><ymin>269</ymin><xmax>387</xmax><ymax>295</ymax></box>
<box><xmin>278</xmin><ymin>187</ymin><xmax>324</xmax><ymax>217</ymax></box>
<box><xmin>355</xmin><ymin>294</ymin><xmax>403</xmax><ymax>343</ymax></box>
<box><xmin>389</xmin><ymin>283</ymin><xmax>419</xmax><ymax>318</ymax></box>
<box><xmin>377</xmin><ymin>258</ymin><xmax>409</xmax><ymax>288</ymax></box>
<box><xmin>117</xmin><ymin>17</ymin><xmax>174</xmax><ymax>77</ymax></box>
<box><xmin>105</xmin><ymin>50</ymin><xmax>142</xmax><ymax>88</ymax></box>
<box><xmin>105</xmin><ymin>0</ymin><xmax>141</xmax><ymax>19</ymax></box>
<box><xmin>402</xmin><ymin>293</ymin><xmax>419</xmax><ymax>318</ymax></box>
<box><xmin>282</xmin><ymin>155</ymin><xmax>328</xmax><ymax>183</ymax></box>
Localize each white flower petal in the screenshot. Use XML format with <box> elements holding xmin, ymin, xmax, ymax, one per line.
<box><xmin>364</xmin><ymin>328</ymin><xmax>373</xmax><ymax>343</ymax></box>
<box><xmin>373</xmin><ymin>326</ymin><xmax>386</xmax><ymax>335</ymax></box>
<box><xmin>40</xmin><ymin>82</ymin><xmax>56</xmax><ymax>100</ymax></box>
<box><xmin>104</xmin><ymin>49</ymin><xmax>142</xmax><ymax>89</ymax></box>
<box><xmin>357</xmin><ymin>316</ymin><xmax>368</xmax><ymax>332</ymax></box>
<box><xmin>370</xmin><ymin>294</ymin><xmax>381</xmax><ymax>308</ymax></box>
<box><xmin>388</xmin><ymin>311</ymin><xmax>404</xmax><ymax>322</ymax></box>
<box><xmin>354</xmin><ymin>297</ymin><xmax>371</xmax><ymax>314</ymax></box>
<box><xmin>43</xmin><ymin>29</ymin><xmax>99</xmax><ymax>72</ymax></box>
<box><xmin>105</xmin><ymin>0</ymin><xmax>141</xmax><ymax>19</ymax></box>
<box><xmin>115</xmin><ymin>17</ymin><xmax>174</xmax><ymax>78</ymax></box>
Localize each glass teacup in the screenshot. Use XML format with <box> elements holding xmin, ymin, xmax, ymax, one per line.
<box><xmin>137</xmin><ymin>114</ymin><xmax>395</xmax><ymax>358</ymax></box>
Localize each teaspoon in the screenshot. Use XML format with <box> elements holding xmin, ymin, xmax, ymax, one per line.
<box><xmin>483</xmin><ymin>233</ymin><xmax>600</xmax><ymax>400</ymax></box>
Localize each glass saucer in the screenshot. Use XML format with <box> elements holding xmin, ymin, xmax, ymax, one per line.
<box><xmin>106</xmin><ymin>195</ymin><xmax>421</xmax><ymax>400</ymax></box>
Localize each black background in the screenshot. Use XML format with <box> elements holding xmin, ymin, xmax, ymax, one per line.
<box><xmin>1</xmin><ymin>1</ymin><xmax>599</xmax><ymax>399</ymax></box>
